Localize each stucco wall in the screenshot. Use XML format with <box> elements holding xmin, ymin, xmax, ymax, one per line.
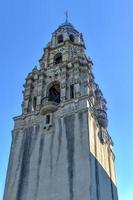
<box><xmin>4</xmin><ymin>111</ymin><xmax>92</xmax><ymax>200</ymax></box>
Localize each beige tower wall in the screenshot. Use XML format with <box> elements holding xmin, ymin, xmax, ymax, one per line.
<box><xmin>4</xmin><ymin>106</ymin><xmax>118</xmax><ymax>200</ymax></box>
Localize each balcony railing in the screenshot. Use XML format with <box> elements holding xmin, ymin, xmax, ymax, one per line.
<box><xmin>40</xmin><ymin>97</ymin><xmax>59</xmax><ymax>115</ymax></box>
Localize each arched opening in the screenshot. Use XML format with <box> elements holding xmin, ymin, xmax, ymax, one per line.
<box><xmin>28</xmin><ymin>98</ymin><xmax>32</xmax><ymax>113</ymax></box>
<box><xmin>70</xmin><ymin>84</ymin><xmax>74</xmax><ymax>99</ymax></box>
<box><xmin>57</xmin><ymin>35</ymin><xmax>63</xmax><ymax>43</ymax></box>
<box><xmin>48</xmin><ymin>83</ymin><xmax>60</xmax><ymax>104</ymax></box>
<box><xmin>32</xmin><ymin>97</ymin><xmax>37</xmax><ymax>111</ymax></box>
<box><xmin>69</xmin><ymin>34</ymin><xmax>75</xmax><ymax>42</ymax></box>
<box><xmin>54</xmin><ymin>53</ymin><xmax>62</xmax><ymax>65</ymax></box>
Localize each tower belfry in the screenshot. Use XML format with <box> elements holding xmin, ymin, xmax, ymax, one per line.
<box><xmin>3</xmin><ymin>20</ymin><xmax>118</xmax><ymax>200</ymax></box>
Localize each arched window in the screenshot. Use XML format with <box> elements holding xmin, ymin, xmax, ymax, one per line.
<box><xmin>48</xmin><ymin>83</ymin><xmax>60</xmax><ymax>104</ymax></box>
<box><xmin>32</xmin><ymin>97</ymin><xmax>37</xmax><ymax>111</ymax></box>
<box><xmin>54</xmin><ymin>53</ymin><xmax>62</xmax><ymax>65</ymax></box>
<box><xmin>46</xmin><ymin>115</ymin><xmax>50</xmax><ymax>124</ymax></box>
<box><xmin>69</xmin><ymin>34</ymin><xmax>75</xmax><ymax>42</ymax></box>
<box><xmin>57</xmin><ymin>35</ymin><xmax>63</xmax><ymax>43</ymax></box>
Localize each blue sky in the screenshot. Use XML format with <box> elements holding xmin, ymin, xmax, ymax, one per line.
<box><xmin>0</xmin><ymin>0</ymin><xmax>133</xmax><ymax>199</ymax></box>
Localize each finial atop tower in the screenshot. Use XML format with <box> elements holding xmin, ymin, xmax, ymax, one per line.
<box><xmin>65</xmin><ymin>10</ymin><xmax>69</xmax><ymax>23</ymax></box>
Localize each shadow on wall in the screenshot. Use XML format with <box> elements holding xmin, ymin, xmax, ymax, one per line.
<box><xmin>89</xmin><ymin>153</ymin><xmax>118</xmax><ymax>200</ymax></box>
<box><xmin>3</xmin><ymin>122</ymin><xmax>118</xmax><ymax>200</ymax></box>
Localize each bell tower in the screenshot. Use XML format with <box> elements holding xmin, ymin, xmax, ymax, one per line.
<box><xmin>3</xmin><ymin>20</ymin><xmax>118</xmax><ymax>200</ymax></box>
